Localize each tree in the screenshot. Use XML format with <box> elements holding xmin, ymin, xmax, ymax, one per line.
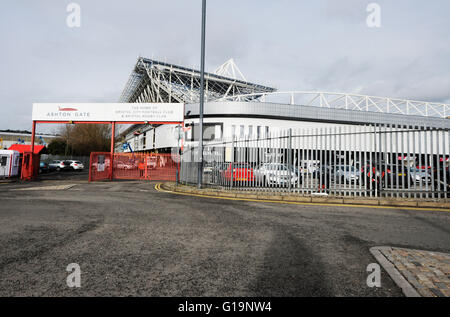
<box><xmin>48</xmin><ymin>139</ymin><xmax>68</xmax><ymax>155</ymax></box>
<box><xmin>59</xmin><ymin>124</ymin><xmax>111</xmax><ymax>156</ymax></box>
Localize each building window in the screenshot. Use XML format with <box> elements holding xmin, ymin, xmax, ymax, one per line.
<box><xmin>215</xmin><ymin>125</ymin><xmax>222</xmax><ymax>140</ymax></box>
<box><xmin>190</xmin><ymin>123</ymin><xmax>223</xmax><ymax>141</ymax></box>
<box><xmin>142</xmin><ymin>133</ymin><xmax>146</xmax><ymax>149</ymax></box>
<box><xmin>231</xmin><ymin>125</ymin><xmax>236</xmax><ymax>140</ymax></box>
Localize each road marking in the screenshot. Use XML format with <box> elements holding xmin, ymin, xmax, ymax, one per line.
<box><xmin>154</xmin><ymin>183</ymin><xmax>450</xmax><ymax>213</ymax></box>
<box><xmin>12</xmin><ymin>184</ymin><xmax>77</xmax><ymax>191</ymax></box>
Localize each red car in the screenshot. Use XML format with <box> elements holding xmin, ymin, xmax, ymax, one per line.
<box><xmin>221</xmin><ymin>162</ymin><xmax>255</xmax><ymax>183</ymax></box>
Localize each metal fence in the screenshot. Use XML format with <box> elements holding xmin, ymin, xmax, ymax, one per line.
<box><xmin>40</xmin><ymin>154</ymin><xmax>90</xmax><ymax>167</ymax></box>
<box><xmin>89</xmin><ymin>152</ymin><xmax>179</xmax><ymax>182</ymax></box>
<box><xmin>180</xmin><ymin>124</ymin><xmax>450</xmax><ymax>200</ymax></box>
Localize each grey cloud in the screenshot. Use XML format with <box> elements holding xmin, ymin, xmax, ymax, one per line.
<box><xmin>1</xmin><ymin>0</ymin><xmax>450</xmax><ymax>133</ymax></box>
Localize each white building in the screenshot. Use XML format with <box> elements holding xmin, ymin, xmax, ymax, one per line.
<box><xmin>118</xmin><ymin>58</ymin><xmax>450</xmax><ymax>157</ymax></box>
<box><xmin>0</xmin><ymin>131</ymin><xmax>58</xmax><ymax>150</ymax></box>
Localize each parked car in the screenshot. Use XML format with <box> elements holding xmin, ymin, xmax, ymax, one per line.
<box><xmin>317</xmin><ymin>165</ymin><xmax>333</xmax><ymax>190</ymax></box>
<box><xmin>361</xmin><ymin>164</ymin><xmax>386</xmax><ymax>195</ymax></box>
<box><xmin>211</xmin><ymin>162</ymin><xmax>229</xmax><ymax>183</ymax></box>
<box><xmin>290</xmin><ymin>165</ymin><xmax>304</xmax><ymax>184</ymax></box>
<box><xmin>67</xmin><ymin>160</ymin><xmax>85</xmax><ymax>171</ymax></box>
<box><xmin>116</xmin><ymin>161</ymin><xmax>134</xmax><ymax>170</ymax></box>
<box><xmin>333</xmin><ymin>165</ymin><xmax>361</xmax><ymax>184</ymax></box>
<box><xmin>409</xmin><ymin>167</ymin><xmax>431</xmax><ymax>184</ymax></box>
<box><xmin>220</xmin><ymin>162</ymin><xmax>255</xmax><ymax>184</ymax></box>
<box><xmin>48</xmin><ymin>160</ymin><xmax>71</xmax><ymax>171</ymax></box>
<box><xmin>254</xmin><ymin>163</ymin><xmax>298</xmax><ymax>187</ymax></box>
<box><xmin>433</xmin><ymin>163</ymin><xmax>450</xmax><ymax>197</ymax></box>
<box><xmin>384</xmin><ymin>165</ymin><xmax>411</xmax><ymax>188</ymax></box>
<box><xmin>300</xmin><ymin>160</ymin><xmax>320</xmax><ymax>174</ymax></box>
<box><xmin>39</xmin><ymin>161</ymin><xmax>49</xmax><ymax>174</ymax></box>
<box><xmin>147</xmin><ymin>156</ymin><xmax>158</xmax><ymax>169</ymax></box>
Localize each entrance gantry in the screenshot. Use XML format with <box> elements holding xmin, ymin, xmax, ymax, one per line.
<box><xmin>27</xmin><ymin>103</ymin><xmax>184</xmax><ymax>181</ymax></box>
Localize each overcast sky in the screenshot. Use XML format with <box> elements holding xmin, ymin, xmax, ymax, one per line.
<box><xmin>1</xmin><ymin>0</ymin><xmax>449</xmax><ymax>133</ymax></box>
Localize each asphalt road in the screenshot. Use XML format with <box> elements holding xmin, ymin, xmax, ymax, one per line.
<box><xmin>0</xmin><ymin>175</ymin><xmax>449</xmax><ymax>296</ymax></box>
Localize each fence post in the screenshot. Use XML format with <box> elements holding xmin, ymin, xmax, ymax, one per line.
<box><xmin>288</xmin><ymin>128</ymin><xmax>292</xmax><ymax>192</ymax></box>
<box><xmin>230</xmin><ymin>137</ymin><xmax>235</xmax><ymax>190</ymax></box>
<box><xmin>88</xmin><ymin>152</ymin><xmax>93</xmax><ymax>182</ymax></box>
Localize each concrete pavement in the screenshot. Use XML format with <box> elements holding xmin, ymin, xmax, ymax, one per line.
<box><xmin>0</xmin><ymin>178</ymin><xmax>449</xmax><ymax>296</ymax></box>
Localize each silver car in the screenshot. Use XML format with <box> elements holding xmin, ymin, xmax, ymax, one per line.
<box><xmin>333</xmin><ymin>165</ymin><xmax>361</xmax><ymax>183</ymax></box>
<box><xmin>409</xmin><ymin>167</ymin><xmax>431</xmax><ymax>184</ymax></box>
<box><xmin>254</xmin><ymin>163</ymin><xmax>298</xmax><ymax>186</ymax></box>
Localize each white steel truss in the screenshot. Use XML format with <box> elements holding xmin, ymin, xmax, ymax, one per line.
<box><xmin>216</xmin><ymin>91</ymin><xmax>450</xmax><ymax>118</ymax></box>
<box><xmin>120</xmin><ymin>57</ymin><xmax>275</xmax><ymax>104</ymax></box>
<box><xmin>214</xmin><ymin>58</ymin><xmax>247</xmax><ymax>82</ymax></box>
<box><xmin>120</xmin><ymin>58</ymin><xmax>449</xmax><ymax>119</ymax></box>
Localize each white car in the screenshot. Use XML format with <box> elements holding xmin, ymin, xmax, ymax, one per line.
<box><xmin>409</xmin><ymin>167</ymin><xmax>431</xmax><ymax>184</ymax></box>
<box><xmin>147</xmin><ymin>156</ymin><xmax>157</xmax><ymax>169</ymax></box>
<box><xmin>254</xmin><ymin>163</ymin><xmax>298</xmax><ymax>186</ymax></box>
<box><xmin>333</xmin><ymin>165</ymin><xmax>361</xmax><ymax>183</ymax></box>
<box><xmin>67</xmin><ymin>160</ymin><xmax>85</xmax><ymax>170</ymax></box>
<box><xmin>48</xmin><ymin>160</ymin><xmax>71</xmax><ymax>171</ymax></box>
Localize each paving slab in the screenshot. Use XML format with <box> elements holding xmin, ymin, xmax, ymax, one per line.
<box><xmin>371</xmin><ymin>246</ymin><xmax>450</xmax><ymax>297</ymax></box>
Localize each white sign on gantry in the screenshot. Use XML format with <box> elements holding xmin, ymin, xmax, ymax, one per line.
<box><xmin>32</xmin><ymin>103</ymin><xmax>184</xmax><ymax>123</ymax></box>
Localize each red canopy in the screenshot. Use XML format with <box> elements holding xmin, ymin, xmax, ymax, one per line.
<box><xmin>8</xmin><ymin>144</ymin><xmax>47</xmax><ymax>154</ymax></box>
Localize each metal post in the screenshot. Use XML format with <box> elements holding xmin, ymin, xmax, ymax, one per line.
<box><xmin>110</xmin><ymin>122</ymin><xmax>115</xmax><ymax>181</ymax></box>
<box><xmin>31</xmin><ymin>121</ymin><xmax>36</xmax><ymax>155</ymax></box>
<box><xmin>31</xmin><ymin>121</ymin><xmax>36</xmax><ymax>179</ymax></box>
<box><xmin>230</xmin><ymin>137</ymin><xmax>234</xmax><ymax>190</ymax></box>
<box><xmin>176</xmin><ymin>124</ymin><xmax>181</xmax><ymax>186</ymax></box>
<box><xmin>197</xmin><ymin>0</ymin><xmax>207</xmax><ymax>189</ymax></box>
<box><xmin>288</xmin><ymin>128</ymin><xmax>292</xmax><ymax>192</ymax></box>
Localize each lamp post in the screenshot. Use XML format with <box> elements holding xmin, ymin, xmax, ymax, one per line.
<box><xmin>198</xmin><ymin>0</ymin><xmax>206</xmax><ymax>189</ymax></box>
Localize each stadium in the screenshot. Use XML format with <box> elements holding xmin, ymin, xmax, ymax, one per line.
<box><xmin>112</xmin><ymin>57</ymin><xmax>450</xmax><ymax>198</ymax></box>
<box><xmin>118</xmin><ymin>57</ymin><xmax>449</xmax><ymax>153</ymax></box>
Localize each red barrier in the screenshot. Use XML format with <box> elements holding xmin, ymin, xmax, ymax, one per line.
<box><xmin>21</xmin><ymin>152</ymin><xmax>40</xmax><ymax>180</ymax></box>
<box><xmin>89</xmin><ymin>152</ymin><xmax>112</xmax><ymax>182</ymax></box>
<box><xmin>89</xmin><ymin>152</ymin><xmax>178</xmax><ymax>182</ymax></box>
<box><xmin>113</xmin><ymin>153</ymin><xmax>143</xmax><ymax>180</ymax></box>
<box><xmin>146</xmin><ymin>153</ymin><xmax>179</xmax><ymax>181</ymax></box>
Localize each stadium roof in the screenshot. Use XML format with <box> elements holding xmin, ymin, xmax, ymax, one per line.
<box><xmin>119</xmin><ymin>57</ymin><xmax>276</xmax><ymax>104</ymax></box>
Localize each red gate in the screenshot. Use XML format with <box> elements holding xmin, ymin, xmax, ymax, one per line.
<box><xmin>89</xmin><ymin>152</ymin><xmax>112</xmax><ymax>181</ymax></box>
<box><xmin>21</xmin><ymin>152</ymin><xmax>40</xmax><ymax>180</ymax></box>
<box><xmin>89</xmin><ymin>152</ymin><xmax>178</xmax><ymax>182</ymax></box>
